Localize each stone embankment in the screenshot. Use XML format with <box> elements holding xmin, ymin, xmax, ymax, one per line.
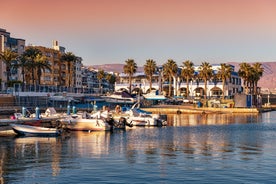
<box><xmin>142</xmin><ymin>104</ymin><xmax>274</xmax><ymax>114</ymax></box>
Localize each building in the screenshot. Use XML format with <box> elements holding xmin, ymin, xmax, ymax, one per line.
<box><xmin>115</xmin><ymin>64</ymin><xmax>242</xmax><ymax>99</ymax></box>
<box><xmin>25</xmin><ymin>41</ymin><xmax>83</xmax><ymax>93</ymax></box>
<box><xmin>0</xmin><ymin>28</ymin><xmax>25</xmax><ymax>91</ymax></box>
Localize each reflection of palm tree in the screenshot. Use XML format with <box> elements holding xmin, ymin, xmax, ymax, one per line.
<box><xmin>181</xmin><ymin>60</ymin><xmax>194</xmax><ymax>98</ymax></box>
<box><xmin>144</xmin><ymin>59</ymin><xmax>156</xmax><ymax>93</ymax></box>
<box><xmin>217</xmin><ymin>63</ymin><xmax>233</xmax><ymax>99</ymax></box>
<box><xmin>198</xmin><ymin>62</ymin><xmax>213</xmax><ymax>100</ymax></box>
<box><xmin>123</xmin><ymin>59</ymin><xmax>137</xmax><ymax>93</ymax></box>
<box><xmin>0</xmin><ymin>49</ymin><xmax>18</xmax><ymax>84</ymax></box>
<box><xmin>163</xmin><ymin>59</ymin><xmax>178</xmax><ymax>97</ymax></box>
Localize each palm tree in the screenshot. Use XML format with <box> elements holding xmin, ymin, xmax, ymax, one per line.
<box><xmin>238</xmin><ymin>62</ymin><xmax>252</xmax><ymax>94</ymax></box>
<box><xmin>217</xmin><ymin>63</ymin><xmax>233</xmax><ymax>99</ymax></box>
<box><xmin>251</xmin><ymin>62</ymin><xmax>263</xmax><ymax>95</ymax></box>
<box><xmin>123</xmin><ymin>59</ymin><xmax>137</xmax><ymax>93</ymax></box>
<box><xmin>34</xmin><ymin>54</ymin><xmax>52</xmax><ymax>85</ymax></box>
<box><xmin>22</xmin><ymin>47</ymin><xmax>43</xmax><ymax>85</ymax></box>
<box><xmin>163</xmin><ymin>59</ymin><xmax>178</xmax><ymax>97</ymax></box>
<box><xmin>97</xmin><ymin>69</ymin><xmax>105</xmax><ymax>94</ymax></box>
<box><xmin>61</xmin><ymin>52</ymin><xmax>78</xmax><ymax>91</ymax></box>
<box><xmin>106</xmin><ymin>73</ymin><xmax>116</xmax><ymax>92</ymax></box>
<box><xmin>198</xmin><ymin>62</ymin><xmax>213</xmax><ymax>101</ymax></box>
<box><xmin>16</xmin><ymin>55</ymin><xmax>28</xmax><ymax>91</ymax></box>
<box><xmin>144</xmin><ymin>59</ymin><xmax>157</xmax><ymax>93</ymax></box>
<box><xmin>0</xmin><ymin>49</ymin><xmax>18</xmax><ymax>84</ymax></box>
<box><xmin>181</xmin><ymin>60</ymin><xmax>194</xmax><ymax>98</ymax></box>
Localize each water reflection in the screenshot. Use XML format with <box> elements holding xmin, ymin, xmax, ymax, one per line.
<box><xmin>168</xmin><ymin>113</ymin><xmax>262</xmax><ymax>126</ymax></box>
<box><xmin>0</xmin><ymin>112</ymin><xmax>275</xmax><ymax>183</ymax></box>
<box><xmin>70</xmin><ymin>131</ymin><xmax>112</xmax><ymax>157</ymax></box>
<box><xmin>14</xmin><ymin>136</ymin><xmax>62</xmax><ymax>177</ymax></box>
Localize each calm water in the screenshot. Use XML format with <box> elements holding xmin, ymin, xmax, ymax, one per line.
<box><xmin>1</xmin><ymin>112</ymin><xmax>276</xmax><ymax>184</ymax></box>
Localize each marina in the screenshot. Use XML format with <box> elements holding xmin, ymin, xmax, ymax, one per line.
<box><xmin>1</xmin><ymin>111</ymin><xmax>276</xmax><ymax>183</ymax></box>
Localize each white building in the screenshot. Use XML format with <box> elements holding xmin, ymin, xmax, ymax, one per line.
<box><xmin>115</xmin><ymin>64</ymin><xmax>242</xmax><ymax>99</ymax></box>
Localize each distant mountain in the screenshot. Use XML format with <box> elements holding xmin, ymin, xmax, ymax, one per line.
<box><xmin>229</xmin><ymin>62</ymin><xmax>276</xmax><ymax>91</ymax></box>
<box><xmin>92</xmin><ymin>62</ymin><xmax>276</xmax><ymax>91</ymax></box>
<box><xmin>91</xmin><ymin>64</ymin><xmax>143</xmax><ymax>73</ymax></box>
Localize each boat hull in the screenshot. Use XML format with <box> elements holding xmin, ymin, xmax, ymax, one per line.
<box><xmin>10</xmin><ymin>124</ymin><xmax>61</xmax><ymax>137</ymax></box>
<box><xmin>66</xmin><ymin>118</ymin><xmax>112</xmax><ymax>131</ymax></box>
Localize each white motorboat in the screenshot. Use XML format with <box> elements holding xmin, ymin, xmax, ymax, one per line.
<box><xmin>124</xmin><ymin>108</ymin><xmax>167</xmax><ymax>127</ymax></box>
<box><xmin>10</xmin><ymin>124</ymin><xmax>62</xmax><ymax>137</ymax></box>
<box><xmin>112</xmin><ymin>103</ymin><xmax>167</xmax><ymax>127</ymax></box>
<box><xmin>58</xmin><ymin>111</ymin><xmax>127</xmax><ymax>131</ymax></box>
<box><xmin>101</xmin><ymin>91</ymin><xmax>138</xmax><ymax>104</ymax></box>
<box><xmin>143</xmin><ymin>90</ymin><xmax>167</xmax><ymax>100</ymax></box>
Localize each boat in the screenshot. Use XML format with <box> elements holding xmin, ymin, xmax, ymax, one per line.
<box><xmin>124</xmin><ymin>108</ymin><xmax>167</xmax><ymax>127</ymax></box>
<box><xmin>10</xmin><ymin>123</ymin><xmax>62</xmax><ymax>136</ymax></box>
<box><xmin>112</xmin><ymin>103</ymin><xmax>167</xmax><ymax>127</ymax></box>
<box><xmin>143</xmin><ymin>90</ymin><xmax>167</xmax><ymax>100</ymax></box>
<box><xmin>48</xmin><ymin>93</ymin><xmax>79</xmax><ymax>102</ymax></box>
<box><xmin>101</xmin><ymin>91</ymin><xmax>138</xmax><ymax>104</ymax></box>
<box><xmin>58</xmin><ymin>111</ymin><xmax>127</xmax><ymax>131</ymax></box>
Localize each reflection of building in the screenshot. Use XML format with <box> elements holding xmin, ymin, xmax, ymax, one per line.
<box><xmin>115</xmin><ymin>64</ymin><xmax>242</xmax><ymax>98</ymax></box>
<box><xmin>0</xmin><ymin>28</ymin><xmax>25</xmax><ymax>91</ymax></box>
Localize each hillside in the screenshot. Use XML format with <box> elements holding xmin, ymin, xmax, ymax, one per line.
<box><xmin>229</xmin><ymin>62</ymin><xmax>276</xmax><ymax>91</ymax></box>
<box><xmin>91</xmin><ymin>64</ymin><xmax>143</xmax><ymax>73</ymax></box>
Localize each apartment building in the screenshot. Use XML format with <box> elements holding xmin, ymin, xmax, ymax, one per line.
<box><xmin>26</xmin><ymin>41</ymin><xmax>83</xmax><ymax>92</ymax></box>
<box><xmin>0</xmin><ymin>28</ymin><xmax>25</xmax><ymax>90</ymax></box>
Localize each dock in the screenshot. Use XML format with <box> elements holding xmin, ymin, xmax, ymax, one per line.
<box><xmin>141</xmin><ymin>104</ymin><xmax>275</xmax><ymax>114</ymax></box>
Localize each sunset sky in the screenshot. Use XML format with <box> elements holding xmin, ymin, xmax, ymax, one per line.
<box><xmin>2</xmin><ymin>0</ymin><xmax>276</xmax><ymax>66</ymax></box>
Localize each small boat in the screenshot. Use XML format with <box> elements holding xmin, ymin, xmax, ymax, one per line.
<box><xmin>58</xmin><ymin>111</ymin><xmax>127</xmax><ymax>131</ymax></box>
<box><xmin>143</xmin><ymin>90</ymin><xmax>167</xmax><ymax>100</ymax></box>
<box><xmin>101</xmin><ymin>91</ymin><xmax>138</xmax><ymax>104</ymax></box>
<box><xmin>10</xmin><ymin>124</ymin><xmax>62</xmax><ymax>136</ymax></box>
<box><xmin>124</xmin><ymin>108</ymin><xmax>167</xmax><ymax>126</ymax></box>
<box><xmin>113</xmin><ymin>103</ymin><xmax>167</xmax><ymax>127</ymax></box>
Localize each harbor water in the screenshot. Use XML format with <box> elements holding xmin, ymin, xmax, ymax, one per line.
<box><xmin>1</xmin><ymin>111</ymin><xmax>276</xmax><ymax>183</ymax></box>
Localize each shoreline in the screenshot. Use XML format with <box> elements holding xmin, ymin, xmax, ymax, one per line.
<box><xmin>141</xmin><ymin>104</ymin><xmax>275</xmax><ymax>114</ymax></box>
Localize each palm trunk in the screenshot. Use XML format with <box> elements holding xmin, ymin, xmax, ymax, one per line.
<box><xmin>222</xmin><ymin>79</ymin><xmax>225</xmax><ymax>99</ymax></box>
<box><xmin>186</xmin><ymin>77</ymin><xmax>189</xmax><ymax>98</ymax></box>
<box><xmin>204</xmin><ymin>79</ymin><xmax>207</xmax><ymax>100</ymax></box>
<box><xmin>129</xmin><ymin>76</ymin><xmax>132</xmax><ymax>93</ymax></box>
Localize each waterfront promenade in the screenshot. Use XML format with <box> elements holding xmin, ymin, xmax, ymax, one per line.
<box><xmin>142</xmin><ymin>104</ymin><xmax>275</xmax><ymax>114</ymax></box>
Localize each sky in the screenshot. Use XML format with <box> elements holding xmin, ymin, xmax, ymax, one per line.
<box><xmin>2</xmin><ymin>0</ymin><xmax>276</xmax><ymax>66</ymax></box>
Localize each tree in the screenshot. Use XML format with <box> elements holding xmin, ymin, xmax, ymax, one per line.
<box><xmin>181</xmin><ymin>60</ymin><xmax>194</xmax><ymax>98</ymax></box>
<box><xmin>21</xmin><ymin>47</ymin><xmax>43</xmax><ymax>85</ymax></box>
<box><xmin>144</xmin><ymin>59</ymin><xmax>157</xmax><ymax>93</ymax></box>
<box><xmin>198</xmin><ymin>62</ymin><xmax>213</xmax><ymax>100</ymax></box>
<box><xmin>34</xmin><ymin>54</ymin><xmax>52</xmax><ymax>85</ymax></box>
<box><xmin>97</xmin><ymin>69</ymin><xmax>105</xmax><ymax>94</ymax></box>
<box><xmin>106</xmin><ymin>73</ymin><xmax>116</xmax><ymax>91</ymax></box>
<box><xmin>61</xmin><ymin>52</ymin><xmax>78</xmax><ymax>91</ymax></box>
<box><xmin>251</xmin><ymin>62</ymin><xmax>263</xmax><ymax>95</ymax></box>
<box><xmin>238</xmin><ymin>62</ymin><xmax>252</xmax><ymax>94</ymax></box>
<box><xmin>123</xmin><ymin>59</ymin><xmax>137</xmax><ymax>93</ymax></box>
<box><xmin>217</xmin><ymin>63</ymin><xmax>233</xmax><ymax>99</ymax></box>
<box><xmin>163</xmin><ymin>59</ymin><xmax>178</xmax><ymax>97</ymax></box>
<box><xmin>0</xmin><ymin>49</ymin><xmax>18</xmax><ymax>83</ymax></box>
